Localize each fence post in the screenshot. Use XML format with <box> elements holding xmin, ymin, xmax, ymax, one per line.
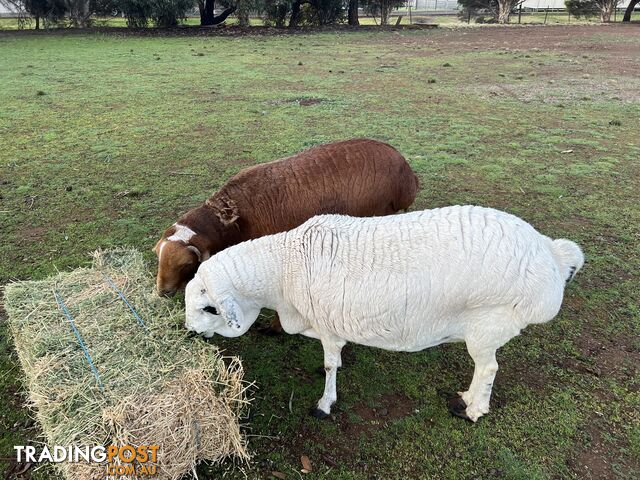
<box><xmin>518</xmin><ymin>4</ymin><xmax>522</xmax><ymax>23</ymax></box>
<box><xmin>467</xmin><ymin>8</ymin><xmax>471</xmax><ymax>23</ymax></box>
<box><xmin>544</xmin><ymin>7</ymin><xmax>549</xmax><ymax>24</ymax></box>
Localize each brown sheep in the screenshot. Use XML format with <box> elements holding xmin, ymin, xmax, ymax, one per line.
<box><xmin>154</xmin><ymin>139</ymin><xmax>419</xmax><ymax>328</ymax></box>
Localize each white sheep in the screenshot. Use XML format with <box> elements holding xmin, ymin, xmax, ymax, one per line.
<box><xmin>185</xmin><ymin>205</ymin><xmax>584</xmax><ymax>422</ymax></box>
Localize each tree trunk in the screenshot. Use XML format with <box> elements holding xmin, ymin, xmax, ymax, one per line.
<box><xmin>348</xmin><ymin>0</ymin><xmax>359</xmax><ymax>25</ymax></box>
<box><xmin>600</xmin><ymin>1</ymin><xmax>614</xmax><ymax>22</ymax></box>
<box><xmin>213</xmin><ymin>6</ymin><xmax>237</xmax><ymax>24</ymax></box>
<box><xmin>201</xmin><ymin>0</ymin><xmax>215</xmax><ymax>25</ymax></box>
<box><xmin>236</xmin><ymin>0</ymin><xmax>250</xmax><ymax>27</ymax></box>
<box><xmin>289</xmin><ymin>0</ymin><xmax>302</xmax><ymax>27</ymax></box>
<box><xmin>497</xmin><ymin>0</ymin><xmax>511</xmax><ymax>23</ymax></box>
<box><xmin>72</xmin><ymin>0</ymin><xmax>92</xmax><ymax>28</ymax></box>
<box><xmin>200</xmin><ymin>0</ymin><xmax>237</xmax><ymax>26</ymax></box>
<box><xmin>623</xmin><ymin>0</ymin><xmax>639</xmax><ymax>21</ymax></box>
<box><xmin>198</xmin><ymin>0</ymin><xmax>205</xmax><ymax>23</ymax></box>
<box><xmin>380</xmin><ymin>3</ymin><xmax>391</xmax><ymax>25</ymax></box>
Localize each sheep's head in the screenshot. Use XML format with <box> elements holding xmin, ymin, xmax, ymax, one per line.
<box><xmin>184</xmin><ymin>272</ymin><xmax>259</xmax><ymax>338</ymax></box>
<box><xmin>154</xmin><ymin>232</ymin><xmax>206</xmax><ymax>297</ymax></box>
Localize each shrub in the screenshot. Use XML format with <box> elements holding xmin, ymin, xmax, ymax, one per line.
<box><xmin>116</xmin><ymin>0</ymin><xmax>194</xmax><ymax>27</ymax></box>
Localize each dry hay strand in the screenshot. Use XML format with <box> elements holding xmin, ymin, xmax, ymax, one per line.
<box><xmin>3</xmin><ymin>248</ymin><xmax>250</xmax><ymax>480</ymax></box>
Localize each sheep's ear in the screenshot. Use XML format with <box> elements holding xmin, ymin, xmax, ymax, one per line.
<box><xmin>186</xmin><ymin>245</ymin><xmax>202</xmax><ymax>262</ymax></box>
<box><xmin>207</xmin><ymin>195</ymin><xmax>239</xmax><ymax>226</ymax></box>
<box><xmin>220</xmin><ymin>297</ymin><xmax>243</xmax><ymax>331</ymax></box>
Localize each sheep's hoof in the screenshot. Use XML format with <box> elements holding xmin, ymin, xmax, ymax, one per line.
<box><xmin>310</xmin><ymin>407</ymin><xmax>330</xmax><ymax>419</ymax></box>
<box><xmin>447</xmin><ymin>395</ymin><xmax>473</xmax><ymax>422</ymax></box>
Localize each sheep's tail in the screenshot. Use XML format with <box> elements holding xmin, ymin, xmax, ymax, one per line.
<box><xmin>550</xmin><ymin>238</ymin><xmax>585</xmax><ymax>284</ymax></box>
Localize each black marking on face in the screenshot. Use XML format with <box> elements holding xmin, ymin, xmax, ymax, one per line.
<box><xmin>203</xmin><ymin>306</ymin><xmax>218</xmax><ymax>315</ymax></box>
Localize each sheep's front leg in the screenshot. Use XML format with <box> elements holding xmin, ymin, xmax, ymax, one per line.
<box><xmin>449</xmin><ymin>345</ymin><xmax>499</xmax><ymax>423</ymax></box>
<box><xmin>311</xmin><ymin>337</ymin><xmax>346</xmax><ymax>419</ymax></box>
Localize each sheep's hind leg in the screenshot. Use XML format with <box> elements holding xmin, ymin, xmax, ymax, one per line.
<box><xmin>449</xmin><ymin>345</ymin><xmax>499</xmax><ymax>423</ymax></box>
<box><xmin>311</xmin><ymin>336</ymin><xmax>346</xmax><ymax>419</ymax></box>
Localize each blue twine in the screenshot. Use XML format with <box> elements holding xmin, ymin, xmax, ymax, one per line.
<box><xmin>101</xmin><ymin>273</ymin><xmax>148</xmax><ymax>331</ymax></box>
<box><xmin>54</xmin><ymin>291</ymin><xmax>104</xmax><ymax>391</ymax></box>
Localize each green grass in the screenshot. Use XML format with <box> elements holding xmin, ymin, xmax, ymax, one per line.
<box><xmin>1</xmin><ymin>26</ymin><xmax>639</xmax><ymax>479</ymax></box>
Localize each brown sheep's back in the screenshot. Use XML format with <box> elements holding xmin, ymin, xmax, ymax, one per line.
<box><xmin>217</xmin><ymin>139</ymin><xmax>419</xmax><ymax>239</ymax></box>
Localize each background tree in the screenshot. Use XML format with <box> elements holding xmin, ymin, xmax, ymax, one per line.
<box><xmin>64</xmin><ymin>0</ymin><xmax>115</xmax><ymax>27</ymax></box>
<box><xmin>306</xmin><ymin>0</ymin><xmax>343</xmax><ymax>24</ymax></box>
<box><xmin>263</xmin><ymin>0</ymin><xmax>342</xmax><ymax>27</ymax></box>
<box><xmin>116</xmin><ymin>0</ymin><xmax>194</xmax><ymax>27</ymax></box>
<box><xmin>197</xmin><ymin>0</ymin><xmax>237</xmax><ymax>25</ymax></box>
<box><xmin>495</xmin><ymin>0</ymin><xmax>520</xmax><ymax>22</ymax></box>
<box><xmin>235</xmin><ymin>0</ymin><xmax>254</xmax><ymax>26</ymax></box>
<box><xmin>262</xmin><ymin>0</ymin><xmax>288</xmax><ymax>26</ymax></box>
<box><xmin>565</xmin><ymin>0</ymin><xmax>599</xmax><ymax>18</ymax></box>
<box><xmin>65</xmin><ymin>0</ymin><xmax>91</xmax><ymax>27</ymax></box>
<box><xmin>457</xmin><ymin>0</ymin><xmax>523</xmax><ymax>23</ymax></box>
<box><xmin>565</xmin><ymin>0</ymin><xmax>621</xmax><ymax>21</ymax></box>
<box><xmin>22</xmin><ymin>0</ymin><xmax>67</xmax><ymax>28</ymax></box>
<box><xmin>623</xmin><ymin>0</ymin><xmax>639</xmax><ymax>21</ymax></box>
<box><xmin>347</xmin><ymin>0</ymin><xmax>358</xmax><ymax>25</ymax></box>
<box><xmin>362</xmin><ymin>0</ymin><xmax>404</xmax><ymax>25</ymax></box>
<box><xmin>0</xmin><ymin>0</ymin><xmax>29</xmax><ymax>27</ymax></box>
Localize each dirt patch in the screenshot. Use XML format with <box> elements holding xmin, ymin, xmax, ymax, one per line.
<box><xmin>493</xmin><ymin>361</ymin><xmax>551</xmax><ymax>407</ymax></box>
<box><xmin>347</xmin><ymin>393</ymin><xmax>417</xmax><ymax>427</ymax></box>
<box><xmin>280</xmin><ymin>392</ymin><xmax>417</xmax><ymax>474</ymax></box>
<box><xmin>271</xmin><ymin>97</ymin><xmax>326</xmax><ymax>107</ymax></box>
<box><xmin>387</xmin><ymin>24</ymin><xmax>640</xmax><ymax>62</ymax></box>
<box><xmin>16</xmin><ymin>226</ymin><xmax>48</xmax><ymax>245</ymax></box>
<box><xmin>573</xmin><ymin>330</ymin><xmax>640</xmax><ymax>380</ymax></box>
<box><xmin>568</xmin><ymin>417</ymin><xmax>615</xmax><ymax>479</ymax></box>
<box><xmin>567</xmin><ymin>413</ymin><xmax>640</xmax><ymax>480</ymax></box>
<box><xmin>298</xmin><ymin>98</ymin><xmax>322</xmax><ymax>106</ymax></box>
<box><xmin>381</xmin><ymin>25</ymin><xmax>640</xmax><ymax>101</ymax></box>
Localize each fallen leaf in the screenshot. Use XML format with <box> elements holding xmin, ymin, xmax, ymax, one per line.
<box><xmin>301</xmin><ymin>455</ymin><xmax>312</xmax><ymax>472</ymax></box>
<box><xmin>561</xmin><ymin>149</ymin><xmax>574</xmax><ymax>154</ymax></box>
<box><xmin>271</xmin><ymin>471</ymin><xmax>286</xmax><ymax>479</ymax></box>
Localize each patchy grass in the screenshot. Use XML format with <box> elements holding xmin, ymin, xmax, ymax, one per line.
<box><xmin>1</xmin><ymin>25</ymin><xmax>639</xmax><ymax>480</ymax></box>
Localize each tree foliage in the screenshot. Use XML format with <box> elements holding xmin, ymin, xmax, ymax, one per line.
<box><xmin>565</xmin><ymin>0</ymin><xmax>600</xmax><ymax>17</ymax></box>
<box><xmin>2</xmin><ymin>0</ymin><xmax>193</xmax><ymax>28</ymax></box>
<box><xmin>565</xmin><ymin>0</ymin><xmax>620</xmax><ymax>21</ymax></box>
<box><xmin>361</xmin><ymin>0</ymin><xmax>404</xmax><ymax>25</ymax></box>
<box><xmin>18</xmin><ymin>0</ymin><xmax>67</xmax><ymax>27</ymax></box>
<box><xmin>262</xmin><ymin>0</ymin><xmax>343</xmax><ymax>27</ymax></box>
<box><xmin>65</xmin><ymin>0</ymin><xmax>109</xmax><ymax>27</ymax></box>
<box><xmin>457</xmin><ymin>0</ymin><xmax>522</xmax><ymax>23</ymax></box>
<box><xmin>117</xmin><ymin>0</ymin><xmax>194</xmax><ymax>27</ymax></box>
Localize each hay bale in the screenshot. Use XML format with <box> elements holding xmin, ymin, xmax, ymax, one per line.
<box><xmin>4</xmin><ymin>249</ymin><xmax>249</xmax><ymax>480</ymax></box>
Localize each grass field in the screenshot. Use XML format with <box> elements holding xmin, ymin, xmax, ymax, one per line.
<box><xmin>1</xmin><ymin>24</ymin><xmax>639</xmax><ymax>480</ymax></box>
